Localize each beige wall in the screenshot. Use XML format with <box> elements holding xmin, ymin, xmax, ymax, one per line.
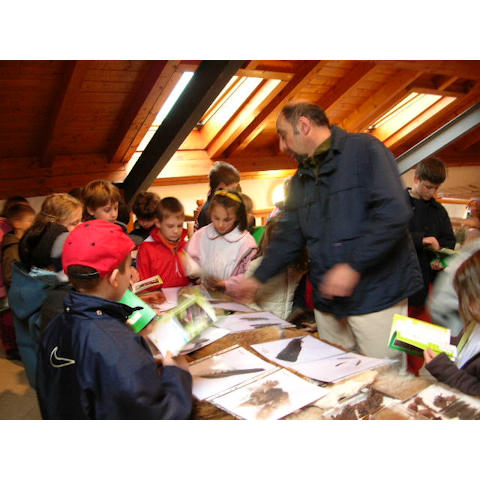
<box><xmin>3</xmin><ymin>165</ymin><xmax>478</xmax><ymax>221</ymax></box>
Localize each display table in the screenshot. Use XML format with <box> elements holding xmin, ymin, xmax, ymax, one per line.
<box><xmin>187</xmin><ymin>325</ymin><xmax>440</xmax><ymax>420</ymax></box>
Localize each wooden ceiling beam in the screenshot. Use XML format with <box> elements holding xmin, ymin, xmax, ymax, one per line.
<box><xmin>340</xmin><ymin>69</ymin><xmax>423</xmax><ymax>132</ymax></box>
<box><xmin>121</xmin><ymin>60</ymin><xmax>244</xmax><ymax>204</ymax></box>
<box><xmin>379</xmin><ymin>61</ymin><xmax>480</xmax><ymax>80</ymax></box>
<box><xmin>437</xmin><ymin>76</ymin><xmax>458</xmax><ymax>90</ymax></box>
<box><xmin>407</xmin><ymin>86</ymin><xmax>464</xmax><ymax>98</ymax></box>
<box><xmin>320</xmin><ymin>61</ymin><xmax>377</xmax><ymax>113</ymax></box>
<box><xmin>223</xmin><ymin>60</ymin><xmax>324</xmax><ymax>157</ymax></box>
<box><xmin>39</xmin><ymin>60</ymin><xmax>90</xmax><ymax>168</ymax></box>
<box><xmin>108</xmin><ymin>60</ymin><xmax>180</xmax><ymax>164</ymax></box>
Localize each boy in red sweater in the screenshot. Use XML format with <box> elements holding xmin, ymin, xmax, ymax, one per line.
<box><xmin>136</xmin><ymin>197</ymin><xmax>190</xmax><ymax>289</ymax></box>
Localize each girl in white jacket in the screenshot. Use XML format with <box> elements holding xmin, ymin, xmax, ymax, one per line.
<box><xmin>186</xmin><ymin>189</ymin><xmax>257</xmax><ymax>296</ymax></box>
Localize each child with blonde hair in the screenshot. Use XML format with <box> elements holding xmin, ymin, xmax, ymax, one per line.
<box><xmin>187</xmin><ymin>188</ymin><xmax>257</xmax><ymax>295</ymax></box>
<box><xmin>8</xmin><ymin>193</ymin><xmax>82</xmax><ymax>384</ymax></box>
<box><xmin>424</xmin><ymin>250</ymin><xmax>480</xmax><ymax>395</ymax></box>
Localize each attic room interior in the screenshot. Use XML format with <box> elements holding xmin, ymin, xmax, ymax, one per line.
<box><xmin>1</xmin><ymin>59</ymin><xmax>480</xmax><ymax>225</ymax></box>
<box><xmin>3</xmin><ymin>7</ymin><xmax>480</xmax><ymax>480</ymax></box>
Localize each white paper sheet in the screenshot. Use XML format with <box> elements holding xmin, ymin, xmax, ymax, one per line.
<box><xmin>190</xmin><ymin>346</ymin><xmax>276</xmax><ymax>401</ymax></box>
<box><xmin>179</xmin><ymin>326</ymin><xmax>231</xmax><ymax>355</ymax></box>
<box><xmin>210</xmin><ymin>300</ymin><xmax>258</xmax><ymax>313</ymax></box>
<box><xmin>293</xmin><ymin>352</ymin><xmax>393</xmax><ymax>383</ymax></box>
<box><xmin>211</xmin><ymin>368</ymin><xmax>328</xmax><ymax>420</ymax></box>
<box><xmin>217</xmin><ymin>311</ymin><xmax>294</xmax><ymax>333</ymax></box>
<box><xmin>251</xmin><ymin>335</ymin><xmax>344</xmax><ymax>367</ymax></box>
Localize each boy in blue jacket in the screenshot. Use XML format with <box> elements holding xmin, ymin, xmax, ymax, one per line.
<box><xmin>36</xmin><ymin>219</ymin><xmax>192</xmax><ymax>420</ymax></box>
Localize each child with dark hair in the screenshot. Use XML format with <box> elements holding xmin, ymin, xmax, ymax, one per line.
<box><xmin>240</xmin><ymin>192</ymin><xmax>256</xmax><ymax>234</ymax></box>
<box><xmin>0</xmin><ymin>201</ymin><xmax>35</xmax><ymax>360</ymax></box>
<box><xmin>406</xmin><ymin>157</ymin><xmax>456</xmax><ymax>375</ymax></box>
<box><xmin>130</xmin><ymin>191</ymin><xmax>161</xmax><ymax>244</ymax></box>
<box><xmin>187</xmin><ymin>189</ymin><xmax>257</xmax><ymax>295</ymax></box>
<box><xmin>0</xmin><ymin>196</ymin><xmax>30</xmax><ymax>298</ymax></box>
<box><xmin>424</xmin><ymin>250</ymin><xmax>480</xmax><ymax>396</ymax></box>
<box><xmin>196</xmin><ymin>161</ymin><xmax>240</xmax><ymax>230</ymax></box>
<box><xmin>407</xmin><ymin>157</ymin><xmax>456</xmax><ymax>308</ymax></box>
<box><xmin>36</xmin><ymin>220</ymin><xmax>192</xmax><ymax>419</ymax></box>
<box><xmin>136</xmin><ymin>197</ymin><xmax>190</xmax><ymax>289</ymax></box>
<box><xmin>2</xmin><ymin>203</ymin><xmax>35</xmax><ymax>287</ymax></box>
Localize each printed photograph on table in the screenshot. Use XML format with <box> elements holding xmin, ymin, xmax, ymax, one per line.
<box><xmin>251</xmin><ymin>335</ymin><xmax>344</xmax><ymax>367</ymax></box>
<box><xmin>322</xmin><ymin>389</ymin><xmax>399</xmax><ymax>420</ymax></box>
<box><xmin>217</xmin><ymin>311</ymin><xmax>294</xmax><ymax>333</ymax></box>
<box><xmin>403</xmin><ymin>384</ymin><xmax>480</xmax><ymax>420</ymax></box>
<box><xmin>211</xmin><ymin>368</ymin><xmax>328</xmax><ymax>420</ymax></box>
<box><xmin>189</xmin><ymin>345</ymin><xmax>277</xmax><ymax>401</ymax></box>
<box><xmin>292</xmin><ymin>352</ymin><xmax>394</xmax><ymax>383</ymax></box>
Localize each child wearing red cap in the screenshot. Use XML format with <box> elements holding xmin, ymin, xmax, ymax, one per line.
<box><xmin>36</xmin><ymin>219</ymin><xmax>192</xmax><ymax>419</ymax></box>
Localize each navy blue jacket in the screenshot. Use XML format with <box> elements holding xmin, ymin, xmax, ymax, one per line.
<box><xmin>255</xmin><ymin>125</ymin><xmax>423</xmax><ymax>316</ymax></box>
<box><xmin>36</xmin><ymin>291</ymin><xmax>193</xmax><ymax>420</ymax></box>
<box><xmin>8</xmin><ymin>262</ymin><xmax>69</xmax><ymax>388</ymax></box>
<box><xmin>406</xmin><ymin>189</ymin><xmax>456</xmax><ymax>306</ymax></box>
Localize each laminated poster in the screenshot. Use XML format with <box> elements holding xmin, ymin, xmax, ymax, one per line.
<box><xmin>211</xmin><ymin>368</ymin><xmax>328</xmax><ymax>420</ymax></box>
<box><xmin>251</xmin><ymin>335</ymin><xmax>344</xmax><ymax>367</ymax></box>
<box><xmin>189</xmin><ymin>345</ymin><xmax>277</xmax><ymax>401</ymax></box>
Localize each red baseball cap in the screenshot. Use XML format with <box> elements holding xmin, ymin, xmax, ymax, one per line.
<box><xmin>62</xmin><ymin>219</ymin><xmax>135</xmax><ymax>277</ymax></box>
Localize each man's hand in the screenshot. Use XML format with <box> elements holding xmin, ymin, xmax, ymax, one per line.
<box><xmin>423</xmin><ymin>236</ymin><xmax>440</xmax><ymax>251</ymax></box>
<box><xmin>230</xmin><ymin>277</ymin><xmax>262</xmax><ymax>304</ymax></box>
<box><xmin>423</xmin><ymin>348</ymin><xmax>438</xmax><ymax>364</ymax></box>
<box><xmin>319</xmin><ymin>263</ymin><xmax>361</xmax><ymax>299</ymax></box>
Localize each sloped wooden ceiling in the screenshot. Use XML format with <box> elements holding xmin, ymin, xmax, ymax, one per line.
<box><xmin>1</xmin><ymin>60</ymin><xmax>479</xmax><ymax>200</ymax></box>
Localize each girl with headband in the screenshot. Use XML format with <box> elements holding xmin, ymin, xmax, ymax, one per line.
<box><xmin>186</xmin><ymin>188</ymin><xmax>257</xmax><ymax>295</ymax></box>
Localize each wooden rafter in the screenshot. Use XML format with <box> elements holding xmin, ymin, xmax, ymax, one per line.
<box><xmin>320</xmin><ymin>61</ymin><xmax>377</xmax><ymax>113</ymax></box>
<box><xmin>380</xmin><ymin>61</ymin><xmax>480</xmax><ymax>80</ymax></box>
<box><xmin>223</xmin><ymin>60</ymin><xmax>323</xmax><ymax>157</ymax></box>
<box><xmin>121</xmin><ymin>60</ymin><xmax>245</xmax><ymax>203</ymax></box>
<box><xmin>450</xmin><ymin>126</ymin><xmax>480</xmax><ymax>151</ymax></box>
<box><xmin>340</xmin><ymin>69</ymin><xmax>423</xmax><ymax>132</ymax></box>
<box><xmin>39</xmin><ymin>60</ymin><xmax>90</xmax><ymax>167</ymax></box>
<box><xmin>108</xmin><ymin>60</ymin><xmax>180</xmax><ymax>164</ymax></box>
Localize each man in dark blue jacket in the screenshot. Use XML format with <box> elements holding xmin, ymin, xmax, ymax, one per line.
<box><xmin>234</xmin><ymin>102</ymin><xmax>422</xmax><ymax>361</ymax></box>
<box><xmin>36</xmin><ymin>220</ymin><xmax>192</xmax><ymax>419</ymax></box>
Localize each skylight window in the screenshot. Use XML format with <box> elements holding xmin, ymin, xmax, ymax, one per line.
<box><xmin>136</xmin><ymin>71</ymin><xmax>194</xmax><ymax>152</ymax></box>
<box><xmin>368</xmin><ymin>92</ymin><xmax>456</xmax><ymax>146</ymax></box>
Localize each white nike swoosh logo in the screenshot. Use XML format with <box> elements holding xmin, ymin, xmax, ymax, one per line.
<box><xmin>49</xmin><ymin>346</ymin><xmax>76</xmax><ymax>368</ymax></box>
